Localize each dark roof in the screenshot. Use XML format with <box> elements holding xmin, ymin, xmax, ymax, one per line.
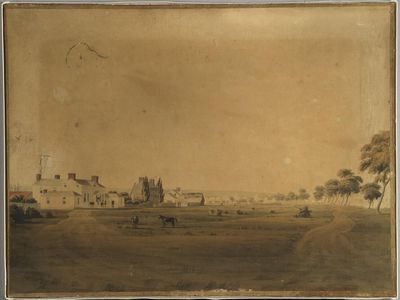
<box><xmin>8</xmin><ymin>191</ymin><xmax>32</xmax><ymax>200</ymax></box>
<box><xmin>45</xmin><ymin>191</ymin><xmax>82</xmax><ymax>197</ymax></box>
<box><xmin>75</xmin><ymin>179</ymin><xmax>91</xmax><ymax>186</ymax></box>
<box><xmin>75</xmin><ymin>179</ymin><xmax>105</xmax><ymax>188</ymax></box>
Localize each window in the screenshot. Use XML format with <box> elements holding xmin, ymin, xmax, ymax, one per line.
<box><xmin>63</xmin><ymin>197</ymin><xmax>66</xmax><ymax>199</ymax></box>
<box><xmin>43</xmin><ymin>189</ymin><xmax>47</xmax><ymax>193</ymax></box>
<box><xmin>47</xmin><ymin>200</ymin><xmax>50</xmax><ymax>204</ymax></box>
<box><xmin>63</xmin><ymin>201</ymin><xmax>66</xmax><ymax>204</ymax></box>
<box><xmin>64</xmin><ymin>185</ymin><xmax>67</xmax><ymax>188</ymax></box>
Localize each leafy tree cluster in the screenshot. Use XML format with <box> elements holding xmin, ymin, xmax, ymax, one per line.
<box><xmin>10</xmin><ymin>195</ymin><xmax>37</xmax><ymax>204</ymax></box>
<box><xmin>312</xmin><ymin>131</ymin><xmax>391</xmax><ymax>212</ymax></box>
<box><xmin>316</xmin><ymin>169</ymin><xmax>363</xmax><ymax>206</ymax></box>
<box><xmin>359</xmin><ymin>131</ymin><xmax>391</xmax><ymax>212</ymax></box>
<box><xmin>10</xmin><ymin>204</ymin><xmax>42</xmax><ymax>223</ymax></box>
<box><xmin>272</xmin><ymin>188</ymin><xmax>310</xmax><ymax>201</ymax></box>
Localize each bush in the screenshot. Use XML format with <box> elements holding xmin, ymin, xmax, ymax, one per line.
<box><xmin>10</xmin><ymin>204</ymin><xmax>25</xmax><ymax>223</ymax></box>
<box><xmin>25</xmin><ymin>198</ymin><xmax>37</xmax><ymax>204</ymax></box>
<box><xmin>10</xmin><ymin>195</ymin><xmax>24</xmax><ymax>203</ymax></box>
<box><xmin>25</xmin><ymin>207</ymin><xmax>42</xmax><ymax>218</ymax></box>
<box><xmin>45</xmin><ymin>211</ymin><xmax>54</xmax><ymax>218</ymax></box>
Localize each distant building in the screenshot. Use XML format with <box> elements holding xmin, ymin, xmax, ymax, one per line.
<box><xmin>178</xmin><ymin>192</ymin><xmax>205</xmax><ymax>207</ymax></box>
<box><xmin>106</xmin><ymin>192</ymin><xmax>126</xmax><ymax>208</ymax></box>
<box><xmin>164</xmin><ymin>187</ymin><xmax>183</xmax><ymax>206</ymax></box>
<box><xmin>163</xmin><ymin>188</ymin><xmax>205</xmax><ymax>207</ymax></box>
<box><xmin>32</xmin><ymin>173</ymin><xmax>123</xmax><ymax>210</ymax></box>
<box><xmin>130</xmin><ymin>177</ymin><xmax>149</xmax><ymax>203</ymax></box>
<box><xmin>130</xmin><ymin>177</ymin><xmax>164</xmax><ymax>206</ymax></box>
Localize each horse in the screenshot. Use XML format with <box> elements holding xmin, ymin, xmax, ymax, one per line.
<box><xmin>159</xmin><ymin>215</ymin><xmax>178</xmax><ymax>227</ymax></box>
<box><xmin>131</xmin><ymin>215</ymin><xmax>139</xmax><ymax>228</ymax></box>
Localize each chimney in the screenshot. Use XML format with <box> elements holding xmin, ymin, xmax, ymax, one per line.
<box><xmin>36</xmin><ymin>174</ymin><xmax>41</xmax><ymax>181</ymax></box>
<box><xmin>68</xmin><ymin>173</ymin><xmax>76</xmax><ymax>180</ymax></box>
<box><xmin>54</xmin><ymin>175</ymin><xmax>60</xmax><ymax>180</ymax></box>
<box><xmin>91</xmin><ymin>176</ymin><xmax>99</xmax><ymax>183</ymax></box>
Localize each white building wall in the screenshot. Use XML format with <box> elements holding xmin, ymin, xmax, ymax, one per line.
<box><xmin>40</xmin><ymin>193</ymin><xmax>76</xmax><ymax>210</ymax></box>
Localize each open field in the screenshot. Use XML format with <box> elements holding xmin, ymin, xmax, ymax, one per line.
<box><xmin>8</xmin><ymin>203</ymin><xmax>394</xmax><ymax>297</ymax></box>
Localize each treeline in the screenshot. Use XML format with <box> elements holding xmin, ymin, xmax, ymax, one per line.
<box><xmin>270</xmin><ymin>188</ymin><xmax>310</xmax><ymax>201</ymax></box>
<box><xmin>312</xmin><ymin>131</ymin><xmax>391</xmax><ymax>213</ymax></box>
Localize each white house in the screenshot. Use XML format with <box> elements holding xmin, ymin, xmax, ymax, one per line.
<box><xmin>32</xmin><ymin>173</ymin><xmax>124</xmax><ymax>210</ymax></box>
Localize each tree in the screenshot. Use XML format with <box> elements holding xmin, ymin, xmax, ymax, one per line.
<box><xmin>25</xmin><ymin>198</ymin><xmax>37</xmax><ymax>204</ymax></box>
<box><xmin>274</xmin><ymin>193</ymin><xmax>285</xmax><ymax>201</ymax></box>
<box><xmin>157</xmin><ymin>178</ymin><xmax>165</xmax><ymax>202</ymax></box>
<box><xmin>313</xmin><ymin>186</ymin><xmax>325</xmax><ymax>201</ymax></box>
<box><xmin>337</xmin><ymin>169</ymin><xmax>363</xmax><ymax>206</ymax></box>
<box><xmin>324</xmin><ymin>179</ymin><xmax>340</xmax><ymax>204</ymax></box>
<box><xmin>10</xmin><ymin>204</ymin><xmax>25</xmax><ymax>223</ymax></box>
<box><xmin>143</xmin><ymin>177</ymin><xmax>150</xmax><ymax>201</ymax></box>
<box><xmin>286</xmin><ymin>192</ymin><xmax>297</xmax><ymax>201</ymax></box>
<box><xmin>10</xmin><ymin>195</ymin><xmax>25</xmax><ymax>203</ymax></box>
<box><xmin>298</xmin><ymin>188</ymin><xmax>310</xmax><ymax>201</ymax></box>
<box><xmin>361</xmin><ymin>183</ymin><xmax>382</xmax><ymax>209</ymax></box>
<box><xmin>360</xmin><ymin>131</ymin><xmax>391</xmax><ymax>213</ymax></box>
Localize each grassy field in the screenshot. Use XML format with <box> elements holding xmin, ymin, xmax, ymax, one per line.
<box><xmin>8</xmin><ymin>203</ymin><xmax>394</xmax><ymax>297</ymax></box>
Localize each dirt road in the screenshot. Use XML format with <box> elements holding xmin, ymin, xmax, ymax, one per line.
<box><xmin>39</xmin><ymin>209</ymin><xmax>118</xmax><ymax>237</ymax></box>
<box><xmin>296</xmin><ymin>209</ymin><xmax>355</xmax><ymax>256</ymax></box>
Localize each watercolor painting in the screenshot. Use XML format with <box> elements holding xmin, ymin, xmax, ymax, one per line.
<box><xmin>4</xmin><ymin>3</ymin><xmax>396</xmax><ymax>298</ymax></box>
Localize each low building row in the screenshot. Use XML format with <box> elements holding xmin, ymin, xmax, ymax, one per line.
<box><xmin>163</xmin><ymin>187</ymin><xmax>205</xmax><ymax>207</ymax></box>
<box><xmin>21</xmin><ymin>174</ymin><xmax>205</xmax><ymax>210</ymax></box>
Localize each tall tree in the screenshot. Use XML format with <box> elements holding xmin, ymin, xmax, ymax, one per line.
<box><xmin>324</xmin><ymin>179</ymin><xmax>340</xmax><ymax>204</ymax></box>
<box><xmin>143</xmin><ymin>177</ymin><xmax>150</xmax><ymax>201</ymax></box>
<box><xmin>157</xmin><ymin>178</ymin><xmax>165</xmax><ymax>202</ymax></box>
<box><xmin>337</xmin><ymin>169</ymin><xmax>363</xmax><ymax>206</ymax></box>
<box><xmin>361</xmin><ymin>183</ymin><xmax>382</xmax><ymax>209</ymax></box>
<box><xmin>360</xmin><ymin>131</ymin><xmax>391</xmax><ymax>213</ymax></box>
<box><xmin>313</xmin><ymin>186</ymin><xmax>325</xmax><ymax>201</ymax></box>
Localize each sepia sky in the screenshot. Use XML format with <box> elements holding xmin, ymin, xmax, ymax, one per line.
<box><xmin>5</xmin><ymin>4</ymin><xmax>394</xmax><ymax>193</ymax></box>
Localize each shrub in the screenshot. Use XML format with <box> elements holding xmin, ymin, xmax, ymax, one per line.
<box><xmin>10</xmin><ymin>204</ymin><xmax>25</xmax><ymax>223</ymax></box>
<box><xmin>125</xmin><ymin>200</ymin><xmax>134</xmax><ymax>207</ymax></box>
<box><xmin>10</xmin><ymin>195</ymin><xmax>24</xmax><ymax>203</ymax></box>
<box><xmin>25</xmin><ymin>207</ymin><xmax>42</xmax><ymax>218</ymax></box>
<box><xmin>45</xmin><ymin>211</ymin><xmax>54</xmax><ymax>218</ymax></box>
<box><xmin>25</xmin><ymin>198</ymin><xmax>37</xmax><ymax>204</ymax></box>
